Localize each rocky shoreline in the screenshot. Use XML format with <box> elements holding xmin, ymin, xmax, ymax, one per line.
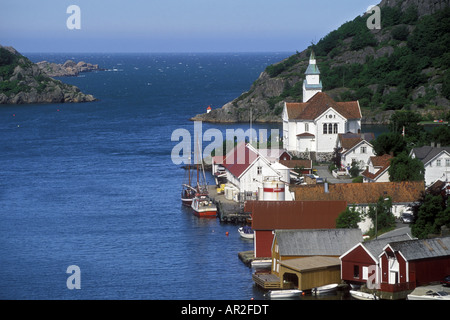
<box><xmin>0</xmin><ymin>45</ymin><xmax>97</xmax><ymax>105</ymax></box>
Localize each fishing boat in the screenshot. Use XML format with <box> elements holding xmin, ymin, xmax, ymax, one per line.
<box><xmin>265</xmin><ymin>289</ymin><xmax>302</xmax><ymax>299</ymax></box>
<box><xmin>191</xmin><ymin>193</ymin><xmax>217</xmax><ymax>217</ymax></box>
<box><xmin>407</xmin><ymin>289</ymin><xmax>450</xmax><ymax>300</ymax></box>
<box><xmin>349</xmin><ymin>290</ymin><xmax>379</xmax><ymax>300</ymax></box>
<box><xmin>312</xmin><ymin>283</ymin><xmax>339</xmax><ymax>295</ymax></box>
<box><xmin>238</xmin><ymin>226</ymin><xmax>254</xmax><ymax>239</ymax></box>
<box><xmin>181</xmin><ymin>159</ymin><xmax>196</xmax><ymax>207</ymax></box>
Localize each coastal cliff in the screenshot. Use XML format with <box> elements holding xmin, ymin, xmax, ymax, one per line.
<box><xmin>0</xmin><ymin>45</ymin><xmax>97</xmax><ymax>104</ymax></box>
<box><xmin>191</xmin><ymin>0</ymin><xmax>450</xmax><ymax>124</ymax></box>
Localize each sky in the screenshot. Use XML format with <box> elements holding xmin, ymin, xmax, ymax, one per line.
<box><xmin>0</xmin><ymin>0</ymin><xmax>379</xmax><ymax>53</ymax></box>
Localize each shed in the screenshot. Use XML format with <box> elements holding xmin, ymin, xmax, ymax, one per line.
<box><xmin>246</xmin><ymin>200</ymin><xmax>348</xmax><ymax>258</ymax></box>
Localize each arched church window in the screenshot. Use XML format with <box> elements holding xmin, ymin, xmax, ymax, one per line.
<box><xmin>323</xmin><ymin>124</ymin><xmax>327</xmax><ymax>134</ymax></box>
<box><xmin>334</xmin><ymin>123</ymin><xmax>338</xmax><ymax>134</ymax></box>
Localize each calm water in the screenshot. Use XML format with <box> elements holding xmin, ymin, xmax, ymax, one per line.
<box><xmin>0</xmin><ymin>52</ymin><xmax>388</xmax><ymax>300</ymax></box>
<box><xmin>0</xmin><ymin>52</ymin><xmax>293</xmax><ymax>300</ymax></box>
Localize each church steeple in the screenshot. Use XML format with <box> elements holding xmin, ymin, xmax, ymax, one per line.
<box><xmin>303</xmin><ymin>50</ymin><xmax>322</xmax><ymax>102</ymax></box>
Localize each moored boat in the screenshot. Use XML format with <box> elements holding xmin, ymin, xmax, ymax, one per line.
<box><xmin>312</xmin><ymin>283</ymin><xmax>339</xmax><ymax>295</ymax></box>
<box><xmin>181</xmin><ymin>184</ymin><xmax>196</xmax><ymax>207</ymax></box>
<box><xmin>191</xmin><ymin>193</ymin><xmax>217</xmax><ymax>217</ymax></box>
<box><xmin>349</xmin><ymin>290</ymin><xmax>379</xmax><ymax>300</ymax></box>
<box><xmin>265</xmin><ymin>289</ymin><xmax>302</xmax><ymax>299</ymax></box>
<box><xmin>238</xmin><ymin>226</ymin><xmax>254</xmax><ymax>239</ymax></box>
<box><xmin>407</xmin><ymin>290</ymin><xmax>450</xmax><ymax>300</ymax></box>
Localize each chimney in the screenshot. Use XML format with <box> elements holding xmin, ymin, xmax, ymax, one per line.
<box><xmin>437</xmin><ymin>143</ymin><xmax>441</xmax><ymax>148</ymax></box>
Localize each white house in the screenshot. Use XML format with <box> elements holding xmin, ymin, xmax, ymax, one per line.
<box><xmin>282</xmin><ymin>52</ymin><xmax>362</xmax><ymax>161</ymax></box>
<box><xmin>337</xmin><ymin>132</ymin><xmax>376</xmax><ymax>170</ymax></box>
<box><xmin>361</xmin><ymin>154</ymin><xmax>393</xmax><ymax>183</ymax></box>
<box><xmin>410</xmin><ymin>145</ymin><xmax>450</xmax><ymax>186</ymax></box>
<box><xmin>213</xmin><ymin>142</ymin><xmax>294</xmax><ymax>202</ymax></box>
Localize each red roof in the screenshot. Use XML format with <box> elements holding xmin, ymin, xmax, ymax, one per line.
<box><xmin>286</xmin><ymin>92</ymin><xmax>361</xmax><ymax>120</ymax></box>
<box><xmin>221</xmin><ymin>142</ymin><xmax>258</xmax><ymax>178</ymax></box>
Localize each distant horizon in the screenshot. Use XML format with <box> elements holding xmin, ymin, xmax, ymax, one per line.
<box><xmin>1</xmin><ymin>0</ymin><xmax>378</xmax><ymax>54</ymax></box>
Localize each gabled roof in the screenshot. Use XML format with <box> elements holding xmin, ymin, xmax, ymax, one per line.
<box><xmin>382</xmin><ymin>236</ymin><xmax>450</xmax><ymax>261</ymax></box>
<box><xmin>361</xmin><ymin>154</ymin><xmax>393</xmax><ymax>181</ymax></box>
<box><xmin>285</xmin><ymin>92</ymin><xmax>361</xmax><ymax>121</ymax></box>
<box><xmin>274</xmin><ymin>229</ymin><xmax>363</xmax><ymax>256</ymax></box>
<box><xmin>221</xmin><ymin>142</ymin><xmax>258</xmax><ymax>178</ymax></box>
<box><xmin>410</xmin><ymin>146</ymin><xmax>450</xmax><ymax>165</ymax></box>
<box><xmin>340</xmin><ymin>234</ymin><xmax>414</xmax><ymax>263</ymax></box>
<box><xmin>293</xmin><ymin>181</ymin><xmax>424</xmax><ymax>204</ymax></box>
<box><xmin>338</xmin><ymin>132</ymin><xmax>375</xmax><ymax>151</ymax></box>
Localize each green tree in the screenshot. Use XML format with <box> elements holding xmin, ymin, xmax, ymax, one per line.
<box><xmin>336</xmin><ymin>206</ymin><xmax>361</xmax><ymax>228</ymax></box>
<box><xmin>388</xmin><ymin>152</ymin><xmax>424</xmax><ymax>182</ymax></box>
<box><xmin>366</xmin><ymin>196</ymin><xmax>395</xmax><ymax>238</ymax></box>
<box><xmin>411</xmin><ymin>194</ymin><xmax>447</xmax><ymax>239</ymax></box>
<box><xmin>372</xmin><ymin>132</ymin><xmax>407</xmax><ymax>156</ymax></box>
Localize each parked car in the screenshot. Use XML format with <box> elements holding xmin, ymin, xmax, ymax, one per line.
<box><xmin>400</xmin><ymin>211</ymin><xmax>413</xmax><ymax>224</ymax></box>
<box><xmin>441</xmin><ymin>275</ymin><xmax>450</xmax><ymax>287</ymax></box>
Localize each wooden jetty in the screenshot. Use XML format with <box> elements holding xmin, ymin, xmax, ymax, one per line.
<box><xmin>206</xmin><ymin>185</ymin><xmax>251</xmax><ymax>223</ymax></box>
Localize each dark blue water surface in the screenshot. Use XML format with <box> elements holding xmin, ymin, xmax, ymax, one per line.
<box><xmin>0</xmin><ymin>52</ymin><xmax>294</xmax><ymax>300</ymax></box>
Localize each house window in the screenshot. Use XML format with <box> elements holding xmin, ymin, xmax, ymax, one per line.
<box><xmin>446</xmin><ymin>159</ymin><xmax>450</xmax><ymax>167</ymax></box>
<box><xmin>323</xmin><ymin>124</ymin><xmax>327</xmax><ymax>134</ymax></box>
<box><xmin>305</xmin><ymin>123</ymin><xmax>309</xmax><ymax>132</ymax></box>
<box><xmin>257</xmin><ymin>166</ymin><xmax>262</xmax><ymax>175</ymax></box>
<box><xmin>328</xmin><ymin>123</ymin><xmax>333</xmax><ymax>134</ymax></box>
<box><xmin>353</xmin><ymin>265</ymin><xmax>360</xmax><ymax>279</ymax></box>
<box><xmin>361</xmin><ymin>146</ymin><xmax>367</xmax><ymax>154</ymax></box>
<box><xmin>333</xmin><ymin>123</ymin><xmax>338</xmax><ymax>134</ymax></box>
<box><xmin>437</xmin><ymin>159</ymin><xmax>441</xmax><ymax>167</ymax></box>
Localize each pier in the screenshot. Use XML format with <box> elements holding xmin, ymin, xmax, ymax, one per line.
<box><xmin>206</xmin><ymin>185</ymin><xmax>251</xmax><ymax>223</ymax></box>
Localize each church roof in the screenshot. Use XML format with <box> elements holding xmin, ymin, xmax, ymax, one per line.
<box><xmin>285</xmin><ymin>92</ymin><xmax>361</xmax><ymax>120</ymax></box>
<box><xmin>305</xmin><ymin>63</ymin><xmax>320</xmax><ymax>75</ymax></box>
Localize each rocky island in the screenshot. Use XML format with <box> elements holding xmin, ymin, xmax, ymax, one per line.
<box><xmin>0</xmin><ymin>45</ymin><xmax>97</xmax><ymax>104</ymax></box>
<box><xmin>37</xmin><ymin>60</ymin><xmax>103</xmax><ymax>77</ymax></box>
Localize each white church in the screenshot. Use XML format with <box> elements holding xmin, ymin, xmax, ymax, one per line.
<box><xmin>282</xmin><ymin>51</ymin><xmax>362</xmax><ymax>161</ymax></box>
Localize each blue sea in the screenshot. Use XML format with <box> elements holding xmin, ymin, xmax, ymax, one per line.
<box><xmin>0</xmin><ymin>52</ymin><xmax>295</xmax><ymax>300</ymax></box>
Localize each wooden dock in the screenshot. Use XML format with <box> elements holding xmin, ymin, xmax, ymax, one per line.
<box><xmin>207</xmin><ymin>185</ymin><xmax>251</xmax><ymax>223</ymax></box>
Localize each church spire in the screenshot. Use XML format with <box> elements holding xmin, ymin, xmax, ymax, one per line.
<box><xmin>303</xmin><ymin>50</ymin><xmax>322</xmax><ymax>102</ymax></box>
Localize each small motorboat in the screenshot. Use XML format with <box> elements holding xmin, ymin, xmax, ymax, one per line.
<box><xmin>312</xmin><ymin>283</ymin><xmax>339</xmax><ymax>295</ymax></box>
<box><xmin>349</xmin><ymin>290</ymin><xmax>379</xmax><ymax>300</ymax></box>
<box><xmin>265</xmin><ymin>289</ymin><xmax>302</xmax><ymax>299</ymax></box>
<box><xmin>238</xmin><ymin>226</ymin><xmax>254</xmax><ymax>239</ymax></box>
<box><xmin>407</xmin><ymin>290</ymin><xmax>450</xmax><ymax>300</ymax></box>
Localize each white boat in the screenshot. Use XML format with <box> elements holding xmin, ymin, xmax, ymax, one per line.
<box><xmin>238</xmin><ymin>226</ymin><xmax>254</xmax><ymax>239</ymax></box>
<box><xmin>407</xmin><ymin>290</ymin><xmax>450</xmax><ymax>300</ymax></box>
<box><xmin>265</xmin><ymin>289</ymin><xmax>302</xmax><ymax>299</ymax></box>
<box><xmin>312</xmin><ymin>283</ymin><xmax>339</xmax><ymax>295</ymax></box>
<box><xmin>251</xmin><ymin>259</ymin><xmax>271</xmax><ymax>269</ymax></box>
<box><xmin>349</xmin><ymin>290</ymin><xmax>379</xmax><ymax>300</ymax></box>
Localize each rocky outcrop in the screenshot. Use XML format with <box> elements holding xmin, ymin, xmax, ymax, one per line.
<box><xmin>37</xmin><ymin>60</ymin><xmax>103</xmax><ymax>77</ymax></box>
<box><xmin>0</xmin><ymin>45</ymin><xmax>96</xmax><ymax>104</ymax></box>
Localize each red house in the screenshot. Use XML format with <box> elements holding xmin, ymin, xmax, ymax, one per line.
<box><xmin>341</xmin><ymin>235</ymin><xmax>450</xmax><ymax>299</ymax></box>
<box><xmin>340</xmin><ymin>234</ymin><xmax>413</xmax><ymax>287</ymax></box>
<box><xmin>245</xmin><ymin>200</ymin><xmax>347</xmax><ymax>258</ymax></box>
